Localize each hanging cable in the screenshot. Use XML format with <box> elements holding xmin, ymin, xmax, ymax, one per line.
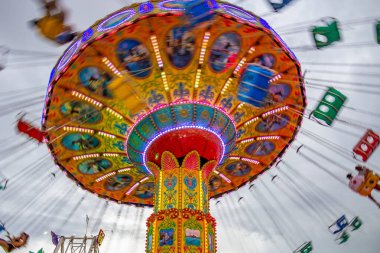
<box><xmin>291</xmin><ymin>145</ymin><xmax>348</xmax><ymax>185</ymax></box>
<box><xmin>300</xmin><ymin>144</ymin><xmax>355</xmax><ymax>174</ymax></box>
<box><xmin>306</xmin><ymin>77</ymin><xmax>380</xmax><ymax>89</ymax></box>
<box><xmin>90</xmin><ymin>201</ymin><xmax>109</xmax><ymax>235</ymax></box>
<box><xmin>224</xmin><ymin>194</ymin><xmax>251</xmax><ymax>253</ymax></box>
<box><xmin>118</xmin><ymin>205</ymin><xmax>131</xmax><ymax>249</ymax></box>
<box><xmin>26</xmin><ymin>184</ymin><xmax>78</xmax><ymax>234</ymax></box>
<box><xmin>5</xmin><ymin>173</ymin><xmax>63</xmax><ymax>228</ymax></box>
<box><xmin>230</xmin><ymin>191</ymin><xmax>259</xmax><ymax>253</ymax></box>
<box><xmin>276</xmin><ymin>16</ymin><xmax>379</xmax><ymax>34</ymax></box>
<box><xmin>307</xmin><ymin>96</ymin><xmax>380</xmax><ymax>120</ymax></box>
<box><xmin>125</xmin><ymin>207</ymin><xmax>140</xmax><ymax>250</ymax></box>
<box><xmin>104</xmin><ymin>205</ymin><xmax>123</xmax><ymax>252</ymax></box>
<box><xmin>261</xmin><ymin>179</ymin><xmax>310</xmax><ymax>244</ymax></box>
<box><xmin>306</xmin><ymin>69</ymin><xmax>380</xmax><ymax>78</ymax></box>
<box><xmin>133</xmin><ymin>207</ymin><xmax>146</xmax><ymax>251</ymax></box>
<box><xmin>291</xmin><ymin>42</ymin><xmax>378</xmax><ymax>51</ymax></box>
<box><xmin>240</xmin><ymin>187</ymin><xmax>283</xmax><ymax>252</ymax></box>
<box><xmin>249</xmin><ymin>183</ymin><xmax>296</xmax><ymax>250</ymax></box>
<box><xmin>213</xmin><ymin>200</ymin><xmax>237</xmax><ymax>252</ymax></box>
<box><xmin>282</xmin><ymin>161</ymin><xmax>356</xmax><ymax>218</ymax></box>
<box><xmin>58</xmin><ymin>194</ymin><xmax>87</xmax><ymax>230</ymax></box>
<box><xmin>271</xmin><ymin>168</ymin><xmax>329</xmax><ymax>225</ymax></box>
<box><xmin>301</xmin><ymin>61</ymin><xmax>380</xmax><ymax>68</ymax></box>
<box><xmin>0</xmin><ymin>153</ymin><xmax>53</xmax><ymax>203</ymax></box>
<box><xmin>277</xmin><ymin>17</ymin><xmax>378</xmax><ymax>30</ymax></box>
<box><xmin>279</xmin><ymin>161</ymin><xmax>340</xmax><ymax>220</ymax></box>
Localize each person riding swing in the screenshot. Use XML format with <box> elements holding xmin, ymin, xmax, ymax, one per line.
<box><xmin>30</xmin><ymin>0</ymin><xmax>77</xmax><ymax>45</ymax></box>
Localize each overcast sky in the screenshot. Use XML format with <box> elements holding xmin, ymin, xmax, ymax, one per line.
<box><xmin>0</xmin><ymin>0</ymin><xmax>379</xmax><ymax>253</ymax></box>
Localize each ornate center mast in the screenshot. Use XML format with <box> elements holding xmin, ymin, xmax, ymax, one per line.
<box><xmin>41</xmin><ymin>0</ymin><xmax>306</xmax><ymax>252</ymax></box>
<box><xmin>126</xmin><ymin>102</ymin><xmax>236</xmax><ymax>252</ymax></box>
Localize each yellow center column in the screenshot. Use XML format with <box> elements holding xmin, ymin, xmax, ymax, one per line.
<box><xmin>145</xmin><ymin>151</ymin><xmax>217</xmax><ymax>253</ymax></box>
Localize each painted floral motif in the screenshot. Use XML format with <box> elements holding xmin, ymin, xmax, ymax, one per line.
<box><xmin>184</xmin><ymin>190</ymin><xmax>198</xmax><ymax>210</ymax></box>
<box><xmin>113</xmin><ymin>140</ymin><xmax>125</xmax><ymax>151</ymax></box>
<box><xmin>164</xmin><ymin>175</ymin><xmax>177</xmax><ymax>190</ymax></box>
<box><xmin>163</xmin><ymin>190</ymin><xmax>177</xmax><ymax>209</ymax></box>
<box><xmin>184</xmin><ymin>175</ymin><xmax>197</xmax><ymax>190</ymax></box>
<box><xmin>114</xmin><ymin>122</ymin><xmax>128</xmax><ymax>135</ymax></box>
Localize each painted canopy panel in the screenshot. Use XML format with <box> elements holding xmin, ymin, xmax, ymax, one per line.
<box><xmin>42</xmin><ymin>0</ymin><xmax>306</xmax><ymax>205</ymax></box>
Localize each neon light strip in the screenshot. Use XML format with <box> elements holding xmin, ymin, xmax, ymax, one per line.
<box><xmin>199</xmin><ymin>32</ymin><xmax>211</xmax><ymax>65</ymax></box>
<box><xmin>244</xmin><ymin>117</ymin><xmax>259</xmax><ymax>126</ymax></box>
<box><xmin>118</xmin><ymin>167</ymin><xmax>132</xmax><ymax>173</ymax></box>
<box><xmin>71</xmin><ymin>90</ymin><xmax>125</xmax><ymax>120</ymax></box>
<box><xmin>262</xmin><ymin>106</ymin><xmax>289</xmax><ymax>118</ymax></box>
<box><xmin>71</xmin><ymin>91</ymin><xmax>103</xmax><ymax>108</ymax></box>
<box><xmin>248</xmin><ymin>46</ymin><xmax>256</xmax><ymax>54</ymax></box>
<box><xmin>98</xmin><ymin>131</ymin><xmax>116</xmax><ymax>139</ymax></box>
<box><xmin>221</xmin><ymin>78</ymin><xmax>233</xmax><ymax>95</ymax></box>
<box><xmin>229</xmin><ymin>156</ymin><xmax>260</xmax><ymax>165</ymax></box>
<box><xmin>126</xmin><ymin>182</ymin><xmax>140</xmax><ymax>195</ymax></box>
<box><xmin>233</xmin><ymin>58</ymin><xmax>246</xmax><ymax>75</ymax></box>
<box><xmin>143</xmin><ymin>126</ymin><xmax>226</xmax><ymax>167</ymax></box>
<box><xmin>73</xmin><ymin>154</ymin><xmax>100</xmax><ymax>161</ymax></box>
<box><xmin>103</xmin><ymin>153</ymin><xmax>120</xmax><ymax>157</ymax></box>
<box><xmin>239</xmin><ymin>135</ymin><xmax>280</xmax><ymax>143</ymax></box>
<box><xmin>269</xmin><ymin>74</ymin><xmax>282</xmax><ymax>83</ymax></box>
<box><xmin>105</xmin><ymin>108</ymin><xmax>123</xmax><ymax>119</ymax></box>
<box><xmin>161</xmin><ymin>72</ymin><xmax>169</xmax><ymax>91</ymax></box>
<box><xmin>241</xmin><ymin>158</ymin><xmax>260</xmax><ymax>165</ymax></box>
<box><xmin>102</xmin><ymin>57</ymin><xmax>122</xmax><ymax>77</ymax></box>
<box><xmin>63</xmin><ymin>126</ymin><xmax>94</xmax><ymax>134</ymax></box>
<box><xmin>95</xmin><ymin>172</ymin><xmax>116</xmax><ymax>182</ymax></box>
<box><xmin>63</xmin><ymin>127</ymin><xmax>118</xmax><ymax>140</ymax></box>
<box><xmin>214</xmin><ymin>170</ymin><xmax>231</xmax><ymax>183</ymax></box>
<box><xmin>151</xmin><ymin>35</ymin><xmax>164</xmax><ymax>68</ymax></box>
<box><xmin>194</xmin><ymin>69</ymin><xmax>202</xmax><ymax>89</ymax></box>
<box><xmin>257</xmin><ymin>135</ymin><xmax>281</xmax><ymax>141</ymax></box>
<box><xmin>233</xmin><ymin>47</ymin><xmax>254</xmax><ymax>75</ymax></box>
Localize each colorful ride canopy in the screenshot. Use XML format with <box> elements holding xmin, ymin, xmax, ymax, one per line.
<box><xmin>42</xmin><ymin>0</ymin><xmax>306</xmax><ymax>206</ymax></box>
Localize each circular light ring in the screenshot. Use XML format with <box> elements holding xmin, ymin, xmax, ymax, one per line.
<box><xmin>125</xmin><ymin>103</ymin><xmax>237</xmax><ymax>172</ymax></box>
<box><xmin>145</xmin><ymin>127</ymin><xmax>225</xmax><ymax>164</ymax></box>
<box><xmin>57</xmin><ymin>40</ymin><xmax>81</xmax><ymax>71</ymax></box>
<box><xmin>157</xmin><ymin>0</ymin><xmax>185</xmax><ymax>11</ymax></box>
<box><xmin>143</xmin><ymin>125</ymin><xmax>226</xmax><ymax>167</ymax></box>
<box><xmin>97</xmin><ymin>9</ymin><xmax>136</xmax><ymax>32</ymax></box>
<box><xmin>220</xmin><ymin>4</ymin><xmax>257</xmax><ymax>23</ymax></box>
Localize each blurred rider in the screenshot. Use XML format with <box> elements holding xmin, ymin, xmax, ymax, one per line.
<box><xmin>30</xmin><ymin>0</ymin><xmax>77</xmax><ymax>45</ymax></box>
